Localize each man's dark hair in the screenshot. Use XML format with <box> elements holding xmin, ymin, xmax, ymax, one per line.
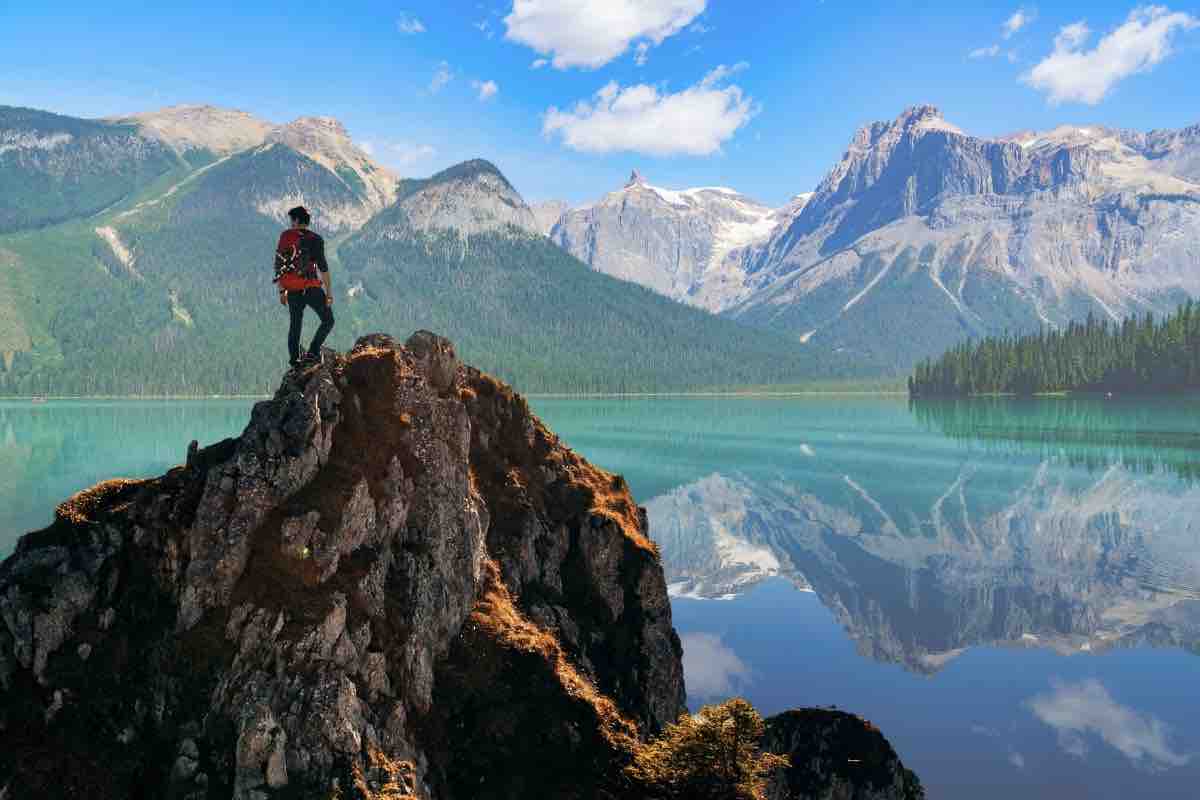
<box><xmin>288</xmin><ymin>206</ymin><xmax>311</xmax><ymax>226</ymax></box>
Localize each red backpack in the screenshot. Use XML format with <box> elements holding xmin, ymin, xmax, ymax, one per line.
<box><xmin>274</xmin><ymin>231</ymin><xmax>319</xmax><ymax>288</ymax></box>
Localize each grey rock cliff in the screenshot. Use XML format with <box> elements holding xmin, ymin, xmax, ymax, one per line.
<box><xmin>731</xmin><ymin>106</ymin><xmax>1200</xmax><ymax>367</ymax></box>
<box><xmin>0</xmin><ymin>332</ymin><xmax>684</xmax><ymax>799</ymax></box>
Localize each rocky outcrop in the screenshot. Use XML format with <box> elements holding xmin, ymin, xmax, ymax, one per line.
<box><xmin>763</xmin><ymin>710</ymin><xmax>924</xmax><ymax>800</ymax></box>
<box><xmin>0</xmin><ymin>332</ymin><xmax>684</xmax><ymax>799</ymax></box>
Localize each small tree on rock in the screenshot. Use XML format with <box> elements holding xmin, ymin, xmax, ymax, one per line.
<box><xmin>626</xmin><ymin>698</ymin><xmax>790</xmax><ymax>800</ymax></box>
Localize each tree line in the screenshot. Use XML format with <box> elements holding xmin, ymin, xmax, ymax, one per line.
<box><xmin>909</xmin><ymin>301</ymin><xmax>1200</xmax><ymax>396</ymax></box>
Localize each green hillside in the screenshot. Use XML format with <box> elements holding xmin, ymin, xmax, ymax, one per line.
<box><xmin>0</xmin><ymin>106</ymin><xmax>180</xmax><ymax>234</ymax></box>
<box><xmin>0</xmin><ymin>110</ymin><xmax>877</xmax><ymax>396</ymax></box>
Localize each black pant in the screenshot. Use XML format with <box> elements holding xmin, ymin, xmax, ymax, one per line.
<box><xmin>287</xmin><ymin>287</ymin><xmax>335</xmax><ymax>363</ymax></box>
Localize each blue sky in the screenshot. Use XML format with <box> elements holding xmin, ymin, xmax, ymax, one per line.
<box><xmin>2</xmin><ymin>1</ymin><xmax>1199</xmax><ymax>205</ymax></box>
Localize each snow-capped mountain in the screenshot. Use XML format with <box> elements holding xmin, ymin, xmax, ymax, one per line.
<box><xmin>730</xmin><ymin>105</ymin><xmax>1200</xmax><ymax>367</ymax></box>
<box><xmin>551</xmin><ymin>170</ymin><xmax>805</xmax><ymax>312</ymax></box>
<box><xmin>547</xmin><ymin>106</ymin><xmax>1200</xmax><ymax>369</ymax></box>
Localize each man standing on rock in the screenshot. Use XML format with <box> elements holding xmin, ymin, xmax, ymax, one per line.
<box><xmin>274</xmin><ymin>205</ymin><xmax>335</xmax><ymax>368</ymax></box>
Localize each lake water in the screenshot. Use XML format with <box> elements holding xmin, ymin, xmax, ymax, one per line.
<box><xmin>3</xmin><ymin>395</ymin><xmax>1199</xmax><ymax>799</ymax></box>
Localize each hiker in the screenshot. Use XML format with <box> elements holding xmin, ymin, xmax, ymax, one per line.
<box><xmin>274</xmin><ymin>206</ymin><xmax>335</xmax><ymax>368</ymax></box>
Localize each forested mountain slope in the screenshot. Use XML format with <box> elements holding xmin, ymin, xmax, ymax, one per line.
<box><xmin>0</xmin><ymin>105</ymin><xmax>873</xmax><ymax>395</ymax></box>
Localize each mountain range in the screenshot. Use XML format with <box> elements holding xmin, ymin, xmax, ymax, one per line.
<box><xmin>4</xmin><ymin>100</ymin><xmax>1198</xmax><ymax>394</ymax></box>
<box><xmin>546</xmin><ymin>105</ymin><xmax>1200</xmax><ymax>368</ymax></box>
<box><xmin>0</xmin><ymin>104</ymin><xmax>866</xmax><ymax>396</ymax></box>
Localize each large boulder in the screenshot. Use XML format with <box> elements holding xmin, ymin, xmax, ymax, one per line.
<box><xmin>0</xmin><ymin>333</ymin><xmax>685</xmax><ymax>799</ymax></box>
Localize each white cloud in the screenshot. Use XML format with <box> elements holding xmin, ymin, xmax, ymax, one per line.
<box><xmin>1004</xmin><ymin>7</ymin><xmax>1037</xmax><ymax>38</ymax></box>
<box><xmin>543</xmin><ymin>64</ymin><xmax>754</xmax><ymax>156</ymax></box>
<box><xmin>475</xmin><ymin>19</ymin><xmax>495</xmax><ymax>39</ymax></box>
<box><xmin>689</xmin><ymin>21</ymin><xmax>712</xmax><ymax>34</ymax></box>
<box><xmin>504</xmin><ymin>0</ymin><xmax>706</xmax><ymax>69</ymax></box>
<box><xmin>1028</xmin><ymin>679</ymin><xmax>1192</xmax><ymax>771</ymax></box>
<box><xmin>681</xmin><ymin>633</ymin><xmax>752</xmax><ymax>699</ymax></box>
<box><xmin>397</xmin><ymin>12</ymin><xmax>426</xmax><ymax>34</ymax></box>
<box><xmin>531</xmin><ymin>58</ymin><xmax>550</xmax><ymax>69</ymax></box>
<box><xmin>1023</xmin><ymin>6</ymin><xmax>1198</xmax><ymax>105</ymax></box>
<box><xmin>472</xmin><ymin>79</ymin><xmax>500</xmax><ymax>102</ymax></box>
<box><xmin>359</xmin><ymin>141</ymin><xmax>376</xmax><ymax>156</ymax></box>
<box><xmin>635</xmin><ymin>42</ymin><xmax>650</xmax><ymax>66</ymax></box>
<box><xmin>429</xmin><ymin>62</ymin><xmax>453</xmax><ymax>94</ymax></box>
<box><xmin>390</xmin><ymin>142</ymin><xmax>437</xmax><ymax>167</ymax></box>
<box><xmin>970</xmin><ymin>44</ymin><xmax>1002</xmax><ymax>58</ymax></box>
<box><xmin>1008</xmin><ymin>751</ymin><xmax>1027</xmax><ymax>770</ymax></box>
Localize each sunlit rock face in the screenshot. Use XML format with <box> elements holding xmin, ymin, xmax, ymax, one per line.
<box><xmin>649</xmin><ymin>457</ymin><xmax>1200</xmax><ymax>674</ymax></box>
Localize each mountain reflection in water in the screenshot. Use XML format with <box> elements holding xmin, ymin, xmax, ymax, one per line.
<box><xmin>646</xmin><ymin>397</ymin><xmax>1200</xmax><ymax>675</ymax></box>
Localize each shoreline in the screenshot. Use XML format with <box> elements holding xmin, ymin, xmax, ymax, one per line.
<box><xmin>1</xmin><ymin>391</ymin><xmax>912</xmax><ymax>401</ymax></box>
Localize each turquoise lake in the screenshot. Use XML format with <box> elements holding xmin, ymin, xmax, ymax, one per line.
<box><xmin>3</xmin><ymin>395</ymin><xmax>1199</xmax><ymax>799</ymax></box>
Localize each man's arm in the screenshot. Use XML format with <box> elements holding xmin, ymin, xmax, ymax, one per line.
<box><xmin>315</xmin><ymin>236</ymin><xmax>333</xmax><ymax>305</ymax></box>
<box><xmin>277</xmin><ymin>232</ymin><xmax>289</xmax><ymax>305</ymax></box>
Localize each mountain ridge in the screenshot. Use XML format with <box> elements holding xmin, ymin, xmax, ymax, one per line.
<box><xmin>0</xmin><ymin>103</ymin><xmax>877</xmax><ymax>396</ymax></box>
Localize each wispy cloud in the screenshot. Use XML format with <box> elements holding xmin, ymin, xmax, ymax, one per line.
<box><xmin>472</xmin><ymin>79</ymin><xmax>499</xmax><ymax>102</ymax></box>
<box><xmin>475</xmin><ymin>19</ymin><xmax>495</xmax><ymax>39</ymax></box>
<box><xmin>505</xmin><ymin>0</ymin><xmax>706</xmax><ymax>69</ymax></box>
<box><xmin>390</xmin><ymin>142</ymin><xmax>437</xmax><ymax>167</ymax></box>
<box><xmin>1023</xmin><ymin>6</ymin><xmax>1198</xmax><ymax>105</ymax></box>
<box><xmin>543</xmin><ymin>63</ymin><xmax>755</xmax><ymax>156</ymax></box>
<box><xmin>1004</xmin><ymin>7</ymin><xmax>1038</xmax><ymax>39</ymax></box>
<box><xmin>970</xmin><ymin>44</ymin><xmax>1002</xmax><ymax>58</ymax></box>
<box><xmin>531</xmin><ymin>58</ymin><xmax>550</xmax><ymax>69</ymax></box>
<box><xmin>1028</xmin><ymin>679</ymin><xmax>1192</xmax><ymax>771</ymax></box>
<box><xmin>429</xmin><ymin>61</ymin><xmax>453</xmax><ymax>94</ymax></box>
<box><xmin>397</xmin><ymin>12</ymin><xmax>426</xmax><ymax>34</ymax></box>
<box><xmin>680</xmin><ymin>633</ymin><xmax>753</xmax><ymax>699</ymax></box>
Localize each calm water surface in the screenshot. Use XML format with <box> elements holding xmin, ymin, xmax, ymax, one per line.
<box><xmin>3</xmin><ymin>395</ymin><xmax>1199</xmax><ymax>799</ymax></box>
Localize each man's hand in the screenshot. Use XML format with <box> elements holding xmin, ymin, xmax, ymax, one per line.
<box><xmin>279</xmin><ymin>289</ymin><xmax>288</xmax><ymax>307</ymax></box>
<box><xmin>325</xmin><ymin>292</ymin><xmax>334</xmax><ymax>307</ymax></box>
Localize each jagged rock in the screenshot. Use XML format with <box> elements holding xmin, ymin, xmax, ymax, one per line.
<box><xmin>0</xmin><ymin>332</ymin><xmax>685</xmax><ymax>799</ymax></box>
<box><xmin>763</xmin><ymin>709</ymin><xmax>924</xmax><ymax>800</ymax></box>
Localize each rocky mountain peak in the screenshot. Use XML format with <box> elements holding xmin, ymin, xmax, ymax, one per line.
<box><xmin>390</xmin><ymin>159</ymin><xmax>539</xmax><ymax>237</ymax></box>
<box><xmin>119</xmin><ymin>103</ymin><xmax>276</xmax><ymax>156</ymax></box>
<box><xmin>895</xmin><ymin>103</ymin><xmax>947</xmax><ymax>128</ymax></box>
<box><xmin>0</xmin><ymin>331</ymin><xmax>686</xmax><ymax>798</ymax></box>
<box><xmin>626</xmin><ymin>169</ymin><xmax>647</xmax><ymax>187</ymax></box>
<box><xmin>267</xmin><ymin>116</ymin><xmax>357</xmax><ymax>160</ymax></box>
<box><xmin>265</xmin><ymin>114</ymin><xmax>398</xmax><ymax>221</ymax></box>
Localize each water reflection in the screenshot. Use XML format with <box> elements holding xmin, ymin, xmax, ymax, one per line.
<box><xmin>647</xmin><ymin>398</ymin><xmax>1200</xmax><ymax>675</ymax></box>
<box><xmin>0</xmin><ymin>400</ymin><xmax>252</xmax><ymax>549</ymax></box>
<box><xmin>1028</xmin><ymin>679</ymin><xmax>1192</xmax><ymax>771</ymax></box>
